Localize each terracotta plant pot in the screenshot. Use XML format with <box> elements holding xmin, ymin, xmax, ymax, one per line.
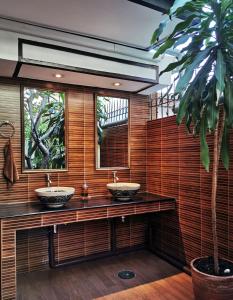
<box><xmin>191</xmin><ymin>257</ymin><xmax>233</xmax><ymax>300</ymax></box>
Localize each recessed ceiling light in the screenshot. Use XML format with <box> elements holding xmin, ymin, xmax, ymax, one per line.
<box><xmin>113</xmin><ymin>82</ymin><xmax>122</xmax><ymax>86</ymax></box>
<box><xmin>54</xmin><ymin>73</ymin><xmax>63</xmax><ymax>78</ymax></box>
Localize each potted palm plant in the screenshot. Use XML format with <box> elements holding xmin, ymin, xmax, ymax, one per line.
<box><xmin>151</xmin><ymin>0</ymin><xmax>233</xmax><ymax>299</ymax></box>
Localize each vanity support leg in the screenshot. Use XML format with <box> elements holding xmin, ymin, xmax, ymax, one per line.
<box><xmin>48</xmin><ymin>227</ymin><xmax>56</xmax><ymax>268</ymax></box>
<box><xmin>146</xmin><ymin>215</ymin><xmax>152</xmax><ymax>250</ymax></box>
<box><xmin>110</xmin><ymin>218</ymin><xmax>117</xmax><ymax>253</ymax></box>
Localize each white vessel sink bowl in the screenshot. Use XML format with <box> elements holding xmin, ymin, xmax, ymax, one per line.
<box><xmin>35</xmin><ymin>187</ymin><xmax>75</xmax><ymax>208</ymax></box>
<box><xmin>107</xmin><ymin>182</ymin><xmax>140</xmax><ymax>201</ymax></box>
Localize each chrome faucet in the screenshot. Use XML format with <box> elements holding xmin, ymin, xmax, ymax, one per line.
<box><xmin>112</xmin><ymin>171</ymin><xmax>119</xmax><ymax>183</ymax></box>
<box><xmin>46</xmin><ymin>174</ymin><xmax>52</xmax><ymax>187</ymax></box>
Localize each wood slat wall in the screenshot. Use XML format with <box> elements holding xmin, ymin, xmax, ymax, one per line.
<box><xmin>16</xmin><ymin>228</ymin><xmax>49</xmax><ymax>273</ymax></box>
<box><xmin>0</xmin><ymin>83</ymin><xmax>149</xmax><ymax>203</ymax></box>
<box><xmin>116</xmin><ymin>214</ymin><xmax>148</xmax><ymax>249</ymax></box>
<box><xmin>16</xmin><ymin>215</ymin><xmax>148</xmax><ymax>274</ymax></box>
<box><xmin>53</xmin><ymin>220</ymin><xmax>111</xmax><ymax>262</ymax></box>
<box><xmin>100</xmin><ymin>124</ymin><xmax>128</xmax><ymax>168</ymax></box>
<box><xmin>147</xmin><ymin>116</ymin><xmax>233</xmax><ymax>265</ymax></box>
<box><xmin>0</xmin><ymin>81</ymin><xmax>149</xmax><ymax>273</ymax></box>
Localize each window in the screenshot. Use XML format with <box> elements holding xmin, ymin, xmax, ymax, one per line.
<box><xmin>22</xmin><ymin>87</ymin><xmax>67</xmax><ymax>171</ymax></box>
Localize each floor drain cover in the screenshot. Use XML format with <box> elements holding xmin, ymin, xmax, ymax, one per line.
<box><xmin>118</xmin><ymin>270</ymin><xmax>135</xmax><ymax>279</ymax></box>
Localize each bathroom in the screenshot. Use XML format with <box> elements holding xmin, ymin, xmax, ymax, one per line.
<box><xmin>0</xmin><ymin>1</ymin><xmax>233</xmax><ymax>300</ymax></box>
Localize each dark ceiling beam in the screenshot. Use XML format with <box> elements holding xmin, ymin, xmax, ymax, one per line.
<box><xmin>128</xmin><ymin>0</ymin><xmax>174</xmax><ymax>14</ymax></box>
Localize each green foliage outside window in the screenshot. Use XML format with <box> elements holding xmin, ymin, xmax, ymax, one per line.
<box><xmin>96</xmin><ymin>96</ymin><xmax>109</xmax><ymax>145</ymax></box>
<box><xmin>24</xmin><ymin>88</ymin><xmax>65</xmax><ymax>170</ymax></box>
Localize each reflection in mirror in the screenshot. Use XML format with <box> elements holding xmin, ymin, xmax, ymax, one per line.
<box><xmin>22</xmin><ymin>87</ymin><xmax>67</xmax><ymax>171</ymax></box>
<box><xmin>96</xmin><ymin>95</ymin><xmax>129</xmax><ymax>169</ymax></box>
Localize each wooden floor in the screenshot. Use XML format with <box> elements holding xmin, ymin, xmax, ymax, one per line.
<box><xmin>17</xmin><ymin>250</ymin><xmax>194</xmax><ymax>300</ymax></box>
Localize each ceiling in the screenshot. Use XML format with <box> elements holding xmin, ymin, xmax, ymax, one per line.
<box><xmin>0</xmin><ymin>0</ymin><xmax>177</xmax><ymax>93</ymax></box>
<box><xmin>18</xmin><ymin>64</ymin><xmax>152</xmax><ymax>92</ymax></box>
<box><xmin>0</xmin><ymin>0</ymin><xmax>175</xmax><ymax>48</ymax></box>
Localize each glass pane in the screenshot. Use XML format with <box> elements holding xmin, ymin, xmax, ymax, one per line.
<box><xmin>23</xmin><ymin>87</ymin><xmax>66</xmax><ymax>171</ymax></box>
<box><xmin>96</xmin><ymin>96</ymin><xmax>129</xmax><ymax>169</ymax></box>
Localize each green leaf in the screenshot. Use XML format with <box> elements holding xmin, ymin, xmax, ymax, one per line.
<box><xmin>60</xmin><ymin>92</ymin><xmax>65</xmax><ymax>102</ymax></box>
<box><xmin>176</xmin><ymin>57</ymin><xmax>213</xmax><ymax>125</ymax></box>
<box><xmin>200</xmin><ymin>116</ymin><xmax>210</xmax><ymax>172</ymax></box>
<box><xmin>211</xmin><ymin>1</ymin><xmax>221</xmax><ymax>22</ymax></box>
<box><xmin>175</xmin><ymin>1</ymin><xmax>197</xmax><ymax>17</ymax></box>
<box><xmin>160</xmin><ymin>55</ymin><xmax>188</xmax><ymax>76</ymax></box>
<box><xmin>224</xmin><ymin>76</ymin><xmax>233</xmax><ymax>127</ymax></box>
<box><xmin>185</xmin><ymin>107</ymin><xmax>192</xmax><ymax>133</ymax></box>
<box><xmin>215</xmin><ymin>49</ymin><xmax>226</xmax><ymax>95</ymax></box>
<box><xmin>150</xmin><ymin>0</ymin><xmax>233</xmax><ymax>174</ymax></box>
<box><xmin>206</xmin><ymin>93</ymin><xmax>219</xmax><ymax>131</ymax></box>
<box><xmin>227</xmin><ymin>42</ymin><xmax>233</xmax><ymax>53</ymax></box>
<box><xmin>169</xmin><ymin>0</ymin><xmax>193</xmax><ymax>15</ymax></box>
<box><xmin>175</xmin><ymin>47</ymin><xmax>212</xmax><ymax>93</ymax></box>
<box><xmin>221</xmin><ymin>124</ymin><xmax>230</xmax><ymax>170</ymax></box>
<box><xmin>221</xmin><ymin>0</ymin><xmax>232</xmax><ymax>14</ymax></box>
<box><xmin>176</xmin><ymin>94</ymin><xmax>190</xmax><ymax>124</ymax></box>
<box><xmin>169</xmin><ymin>14</ymin><xmax>197</xmax><ymax>38</ymax></box>
<box><xmin>204</xmin><ymin>79</ymin><xmax>219</xmax><ymax>131</ymax></box>
<box><xmin>173</xmin><ymin>35</ymin><xmax>192</xmax><ymax>49</ymax></box>
<box><xmin>153</xmin><ymin>38</ymin><xmax>177</xmax><ymax>59</ymax></box>
<box><xmin>151</xmin><ymin>16</ymin><xmax>169</xmax><ymax>44</ymax></box>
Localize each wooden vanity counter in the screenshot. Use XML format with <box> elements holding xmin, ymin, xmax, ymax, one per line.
<box><xmin>0</xmin><ymin>193</ymin><xmax>175</xmax><ymax>300</ymax></box>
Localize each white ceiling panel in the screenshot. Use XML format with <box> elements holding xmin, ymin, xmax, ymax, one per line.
<box><xmin>0</xmin><ymin>0</ymin><xmax>178</xmax><ymax>48</ymax></box>
<box><xmin>18</xmin><ymin>64</ymin><xmax>152</xmax><ymax>92</ymax></box>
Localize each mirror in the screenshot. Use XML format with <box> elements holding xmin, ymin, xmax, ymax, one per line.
<box><xmin>22</xmin><ymin>87</ymin><xmax>67</xmax><ymax>172</ymax></box>
<box><xmin>96</xmin><ymin>95</ymin><xmax>129</xmax><ymax>169</ymax></box>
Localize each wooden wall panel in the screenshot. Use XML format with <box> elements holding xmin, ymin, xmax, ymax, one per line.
<box><xmin>161</xmin><ymin>117</ymin><xmax>179</xmax><ymax>198</ymax></box>
<box><xmin>0</xmin><ymin>85</ymin><xmax>29</xmax><ymax>204</ymax></box>
<box><xmin>228</xmin><ymin>133</ymin><xmax>233</xmax><ymax>260</ymax></box>
<box><xmin>129</xmin><ymin>94</ymin><xmax>149</xmax><ymax>192</ymax></box>
<box><xmin>0</xmin><ymin>220</ymin><xmax>1</xmax><ymax>294</ymax></box>
<box><xmin>116</xmin><ymin>215</ymin><xmax>148</xmax><ymax>249</ymax></box>
<box><xmin>0</xmin><ymin>82</ymin><xmax>149</xmax><ymax>273</ymax></box>
<box><xmin>147</xmin><ymin>116</ymin><xmax>233</xmax><ymax>265</ymax></box>
<box><xmin>0</xmin><ymin>84</ymin><xmax>149</xmax><ymax>203</ymax></box>
<box><xmin>179</xmin><ymin>122</ymin><xmax>201</xmax><ymax>263</ymax></box>
<box><xmin>16</xmin><ymin>216</ymin><xmax>148</xmax><ymax>274</ymax></box>
<box><xmin>100</xmin><ymin>124</ymin><xmax>128</xmax><ymax>168</ymax></box>
<box><xmin>17</xmin><ymin>229</ymin><xmax>49</xmax><ymax>274</ymax></box>
<box><xmin>147</xmin><ymin>119</ymin><xmax>161</xmax><ymax>195</ymax></box>
<box><xmin>53</xmin><ymin>220</ymin><xmax>111</xmax><ymax>262</ymax></box>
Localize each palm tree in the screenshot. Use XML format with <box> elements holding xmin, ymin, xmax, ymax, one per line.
<box><xmin>151</xmin><ymin>0</ymin><xmax>233</xmax><ymax>275</ymax></box>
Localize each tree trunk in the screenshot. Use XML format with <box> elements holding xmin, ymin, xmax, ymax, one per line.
<box><xmin>25</xmin><ymin>155</ymin><xmax>32</xmax><ymax>169</ymax></box>
<box><xmin>211</xmin><ymin>111</ymin><xmax>225</xmax><ymax>275</ymax></box>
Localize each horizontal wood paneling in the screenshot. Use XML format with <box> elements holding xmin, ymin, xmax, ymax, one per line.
<box><xmin>0</xmin><ymin>82</ymin><xmax>149</xmax><ymax>276</ymax></box>
<box><xmin>100</xmin><ymin>124</ymin><xmax>128</xmax><ymax>168</ymax></box>
<box><xmin>0</xmin><ymin>220</ymin><xmax>1</xmax><ymax>297</ymax></box>
<box><xmin>16</xmin><ymin>215</ymin><xmax>149</xmax><ymax>274</ymax></box>
<box><xmin>53</xmin><ymin>220</ymin><xmax>111</xmax><ymax>262</ymax></box>
<box><xmin>17</xmin><ymin>228</ymin><xmax>49</xmax><ymax>273</ymax></box>
<box><xmin>147</xmin><ymin>116</ymin><xmax>233</xmax><ymax>265</ymax></box>
<box><xmin>77</xmin><ymin>207</ymin><xmax>107</xmax><ymax>221</ymax></box>
<box><xmin>116</xmin><ymin>215</ymin><xmax>148</xmax><ymax>249</ymax></box>
<box><xmin>42</xmin><ymin>211</ymin><xmax>77</xmax><ymax>226</ymax></box>
<box><xmin>0</xmin><ymin>83</ymin><xmax>149</xmax><ymax>204</ymax></box>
